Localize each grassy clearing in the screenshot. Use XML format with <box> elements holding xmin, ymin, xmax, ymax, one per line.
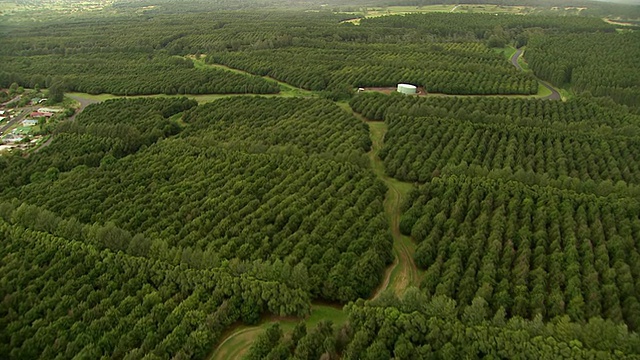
<box><xmin>359</xmin><ymin>119</ymin><xmax>422</xmax><ymax>296</ymax></box>
<box><xmin>512</xmin><ymin>48</ymin><xmax>531</xmax><ymax>72</ymax></box>
<box><xmin>494</xmin><ymin>46</ymin><xmax>517</xmax><ymax>60</ymax></box>
<box><xmin>452</xmin><ymin>4</ymin><xmax>533</xmax><ymax>14</ymax></box>
<box><xmin>558</xmin><ymin>85</ymin><xmax>574</xmax><ymax>101</ymax></box>
<box><xmin>210</xmin><ymin>305</ymin><xmax>346</xmax><ymax>360</ymax></box>
<box><xmin>67</xmin><ymin>92</ymin><xmax>118</xmax><ymax>102</ymax></box>
<box><xmin>341</xmin><ymin>4</ymin><xmax>536</xmax><ymax>21</ymax></box>
<box><xmin>536</xmin><ymin>83</ymin><xmax>553</xmax><ymax>98</ymax></box>
<box><xmin>518</xmin><ymin>55</ymin><xmax>530</xmax><ymax>71</ymax></box>
<box><xmin>340</xmin><ymin>101</ymin><xmax>423</xmax><ymax>296</ymax></box>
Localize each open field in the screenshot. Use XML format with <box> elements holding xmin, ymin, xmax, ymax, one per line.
<box><xmin>341</xmin><ymin>4</ymin><xmax>540</xmax><ymax>23</ymax></box>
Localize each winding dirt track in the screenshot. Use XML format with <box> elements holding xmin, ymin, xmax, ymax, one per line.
<box><xmin>365</xmin><ymin>120</ymin><xmax>421</xmax><ymax>299</ymax></box>
<box><xmin>511</xmin><ymin>48</ymin><xmax>561</xmax><ymax>100</ymax></box>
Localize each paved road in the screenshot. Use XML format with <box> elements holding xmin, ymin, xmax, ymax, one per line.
<box><xmin>33</xmin><ymin>95</ymin><xmax>101</xmax><ymax>152</ymax></box>
<box><xmin>1</xmin><ymin>95</ymin><xmax>21</xmax><ymax>107</ymax></box>
<box><xmin>67</xmin><ymin>94</ymin><xmax>100</xmax><ymax>122</ymax></box>
<box><xmin>510</xmin><ymin>48</ymin><xmax>561</xmax><ymax>100</ymax></box>
<box><xmin>511</xmin><ymin>48</ymin><xmax>524</xmax><ymax>70</ymax></box>
<box><xmin>0</xmin><ymin>106</ymin><xmax>36</xmax><ymax>135</ymax></box>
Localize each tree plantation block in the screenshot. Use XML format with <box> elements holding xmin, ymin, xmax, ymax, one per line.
<box><xmin>2</xmin><ymin>4</ymin><xmax>640</xmax><ymax>359</ymax></box>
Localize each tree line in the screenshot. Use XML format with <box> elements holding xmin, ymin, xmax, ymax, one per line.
<box><xmin>380</xmin><ymin>114</ymin><xmax>640</xmax><ymax>185</ymax></box>
<box><xmin>526</xmin><ymin>31</ymin><xmax>640</xmax><ymax>108</ymax></box>
<box><xmin>0</xmin><ymin>97</ymin><xmax>393</xmax><ymax>303</ymax></box>
<box><xmin>0</xmin><ymin>52</ymin><xmax>279</xmax><ymax>96</ymax></box>
<box><xmin>349</xmin><ymin>92</ymin><xmax>640</xmax><ymax>197</ymax></box>
<box><xmin>400</xmin><ymin>175</ymin><xmax>640</xmax><ymax>329</ymax></box>
<box><xmin>0</xmin><ymin>219</ymin><xmax>311</xmax><ymax>359</ymax></box>
<box><xmin>243</xmin><ymin>293</ymin><xmax>640</xmax><ymax>359</ymax></box>
<box><xmin>209</xmin><ymin>42</ymin><xmax>537</xmax><ymax>95</ymax></box>
<box><xmin>0</xmin><ymin>10</ymin><xmax>618</xmax><ymax>98</ymax></box>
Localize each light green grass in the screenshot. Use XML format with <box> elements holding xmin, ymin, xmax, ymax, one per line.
<box><xmin>558</xmin><ymin>86</ymin><xmax>574</xmax><ymax>101</ymax></box>
<box><xmin>13</xmin><ymin>126</ymin><xmax>32</xmax><ymax>135</ymax></box>
<box><xmin>514</xmin><ymin>48</ymin><xmax>531</xmax><ymax>72</ymax></box>
<box><xmin>210</xmin><ymin>305</ymin><xmax>346</xmax><ymax>360</ymax></box>
<box><xmin>494</xmin><ymin>46</ymin><xmax>517</xmax><ymax>60</ymax></box>
<box><xmin>343</xmin><ymin>4</ymin><xmax>534</xmax><ymax>20</ymax></box>
<box><xmin>306</xmin><ymin>305</ymin><xmax>348</xmax><ymax>327</ymax></box>
<box><xmin>536</xmin><ymin>83</ymin><xmax>553</xmax><ymax>98</ymax></box>
<box><xmin>453</xmin><ymin>4</ymin><xmax>533</xmax><ymax>14</ymax></box>
<box><xmin>518</xmin><ymin>56</ymin><xmax>530</xmax><ymax>71</ymax></box>
<box><xmin>67</xmin><ymin>92</ymin><xmax>119</xmax><ymax>102</ymax></box>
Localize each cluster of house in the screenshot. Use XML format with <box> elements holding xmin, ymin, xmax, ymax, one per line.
<box><xmin>21</xmin><ymin>107</ymin><xmax>63</xmax><ymax>127</ymax></box>
<box><xmin>22</xmin><ymin>110</ymin><xmax>54</xmax><ymax>127</ymax></box>
<box><xmin>1</xmin><ymin>105</ymin><xmax>62</xmax><ymax>148</ymax></box>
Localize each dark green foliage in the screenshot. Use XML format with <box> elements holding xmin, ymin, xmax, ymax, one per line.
<box><xmin>0</xmin><ymin>97</ymin><xmax>392</xmax><ymax>303</ymax></box>
<box><xmin>360</xmin><ymin>12</ymin><xmax>614</xmax><ymax>39</ymax></box>
<box><xmin>350</xmin><ymin>91</ymin><xmax>640</xmax><ymax>131</ymax></box>
<box><xmin>402</xmin><ymin>175</ymin><xmax>640</xmax><ymax>328</ymax></box>
<box><xmin>181</xmin><ymin>97</ymin><xmax>372</xmax><ymax>157</ymax></box>
<box><xmin>1</xmin><ymin>11</ymin><xmax>610</xmax><ymax>97</ymax></box>
<box><xmin>244</xmin><ymin>323</ymin><xmax>284</xmax><ymax>360</ymax></box>
<box><xmin>3</xmin><ymin>7</ymin><xmax>640</xmax><ymax>360</ymax></box>
<box><xmin>255</xmin><ymin>296</ymin><xmax>640</xmax><ymax>359</ymax></box>
<box><xmin>527</xmin><ymin>32</ymin><xmax>640</xmax><ymax>108</ymax></box>
<box><xmin>244</xmin><ymin>321</ymin><xmax>337</xmax><ymax>360</ymax></box>
<box><xmin>350</xmin><ymin>92</ymin><xmax>640</xmax><ymax>196</ymax></box>
<box><xmin>0</xmin><ymin>53</ymin><xmax>279</xmax><ymax>95</ymax></box>
<box><xmin>0</xmin><ymin>97</ymin><xmax>194</xmax><ymax>190</ymax></box>
<box><xmin>211</xmin><ymin>42</ymin><xmax>537</xmax><ymax>95</ymax></box>
<box><xmin>381</xmin><ymin>114</ymin><xmax>640</xmax><ymax>185</ymax></box>
<box><xmin>47</xmin><ymin>80</ymin><xmax>65</xmax><ymax>103</ymax></box>
<box><xmin>0</xmin><ymin>219</ymin><xmax>310</xmax><ymax>359</ymax></box>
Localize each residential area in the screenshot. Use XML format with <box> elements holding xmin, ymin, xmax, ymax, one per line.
<box><xmin>0</xmin><ymin>87</ymin><xmax>72</xmax><ymax>153</ymax></box>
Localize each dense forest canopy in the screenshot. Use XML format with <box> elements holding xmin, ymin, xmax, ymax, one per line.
<box><xmin>527</xmin><ymin>31</ymin><xmax>640</xmax><ymax>107</ymax></box>
<box><xmin>1</xmin><ymin>1</ymin><xmax>640</xmax><ymax>359</ymax></box>
<box><xmin>243</xmin><ymin>296</ymin><xmax>640</xmax><ymax>359</ymax></box>
<box><xmin>0</xmin><ymin>9</ymin><xmax>628</xmax><ymax>99</ymax></box>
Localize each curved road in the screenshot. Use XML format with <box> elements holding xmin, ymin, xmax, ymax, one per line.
<box><xmin>33</xmin><ymin>95</ymin><xmax>100</xmax><ymax>152</ymax></box>
<box><xmin>511</xmin><ymin>48</ymin><xmax>561</xmax><ymax>100</ymax></box>
<box><xmin>67</xmin><ymin>94</ymin><xmax>100</xmax><ymax>122</ymax></box>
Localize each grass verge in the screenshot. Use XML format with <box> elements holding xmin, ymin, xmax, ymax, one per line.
<box><xmin>210</xmin><ymin>305</ymin><xmax>347</xmax><ymax>360</ymax></box>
